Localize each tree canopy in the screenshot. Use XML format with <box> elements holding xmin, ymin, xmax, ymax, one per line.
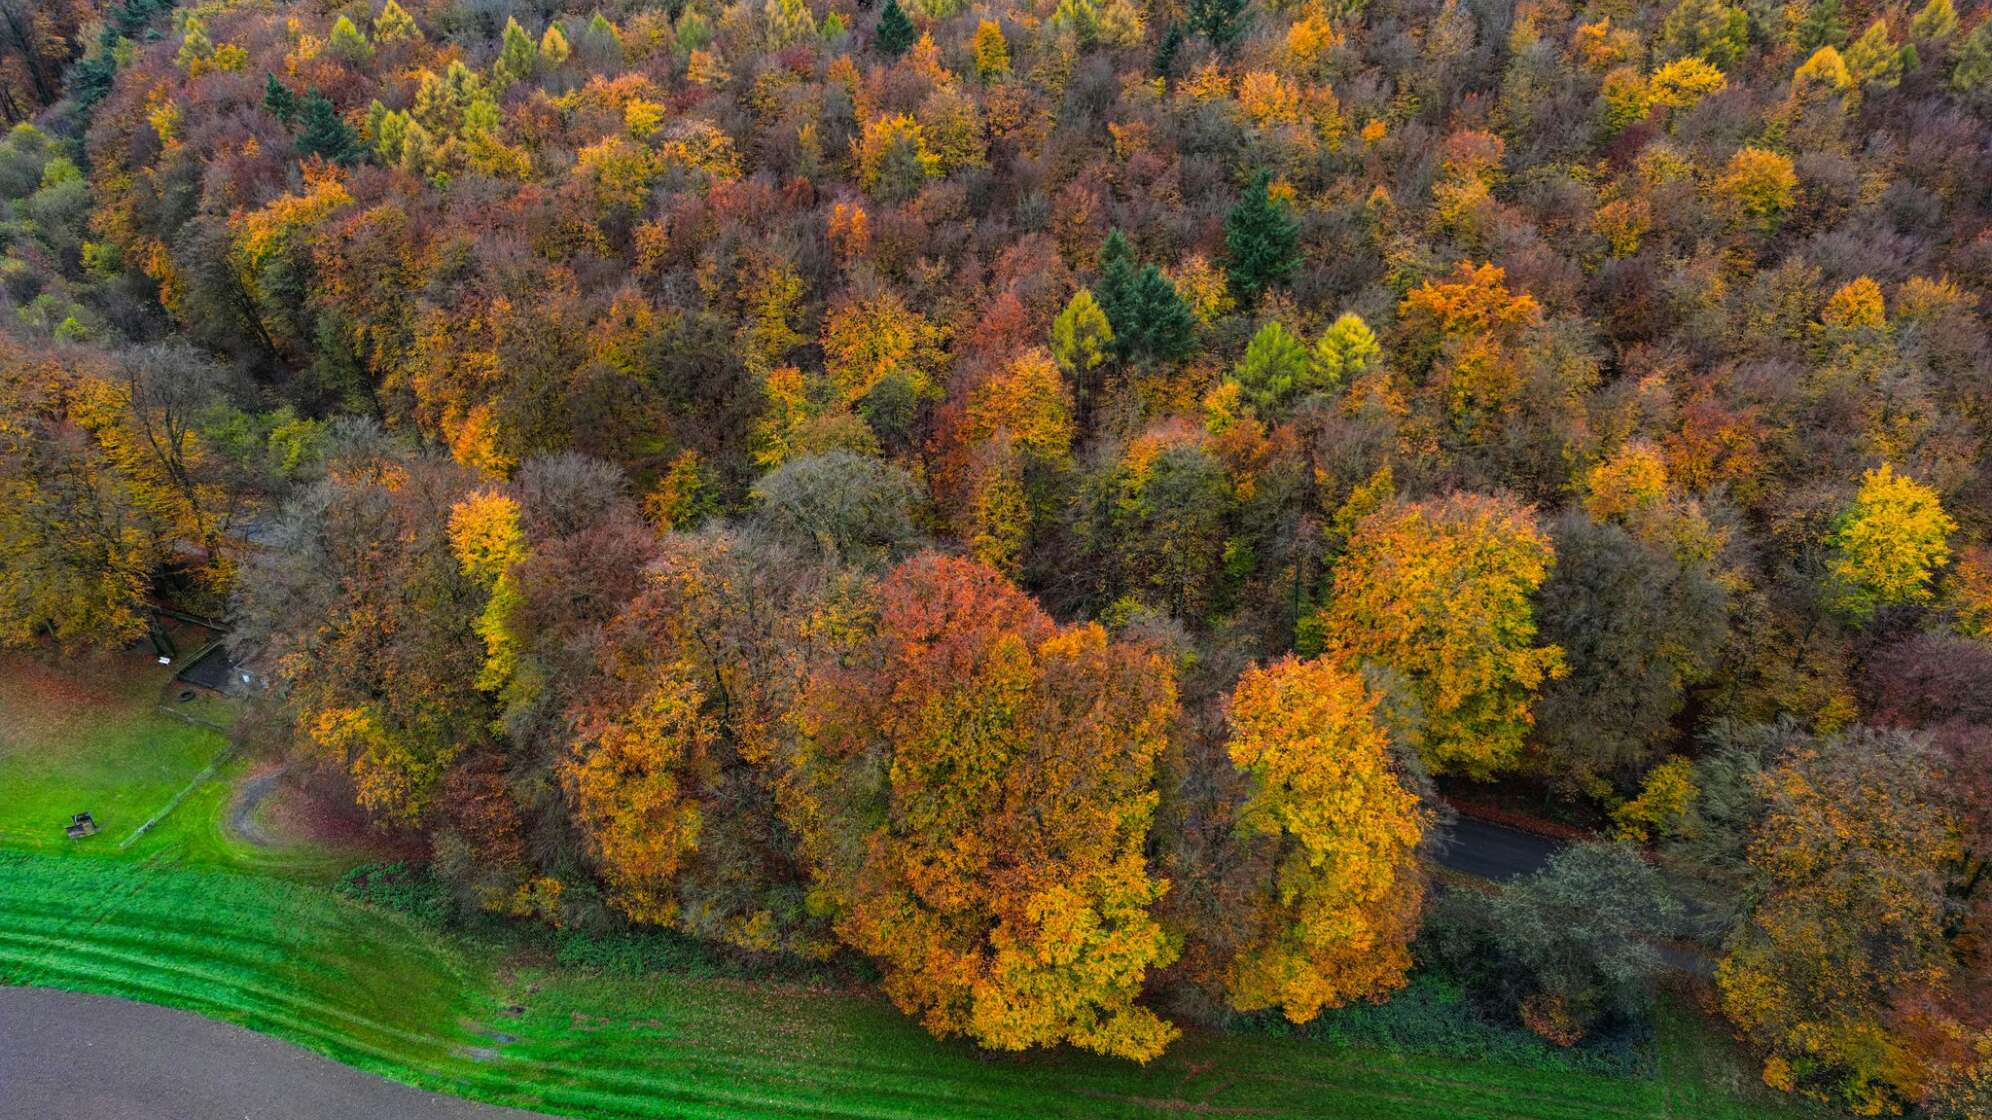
<box><xmin>5</xmin><ymin>0</ymin><xmax>1991</xmax><ymax>1092</ymax></box>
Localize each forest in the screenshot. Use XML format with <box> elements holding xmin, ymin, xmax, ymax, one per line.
<box><xmin>0</xmin><ymin>0</ymin><xmax>1988</xmax><ymax>1113</ymax></box>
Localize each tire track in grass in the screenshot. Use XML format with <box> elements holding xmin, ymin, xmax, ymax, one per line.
<box><xmin>0</xmin><ymin>851</ymin><xmax>489</xmax><ymax>1072</ymax></box>
<box><xmin>0</xmin><ymin>849</ymin><xmax>169</xmax><ymax>988</ymax></box>
<box><xmin>0</xmin><ymin>858</ymin><xmax>822</xmax><ymax>1120</ymax></box>
<box><xmin>487</xmin><ymin>1006</ymin><xmax>1631</xmax><ymax>1120</ymax></box>
<box><xmin>0</xmin><ymin>925</ymin><xmax>547</xmax><ymax>1114</ymax></box>
<box><xmin>0</xmin><ymin>926</ymin><xmax>462</xmax><ymax>1058</ymax></box>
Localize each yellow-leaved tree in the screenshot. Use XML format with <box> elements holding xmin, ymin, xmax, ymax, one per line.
<box><xmin>1225</xmin><ymin>656</ymin><xmax>1426</xmax><ymax>1022</ymax></box>
<box><xmin>1828</xmin><ymin>464</ymin><xmax>1954</xmax><ymax>621</ymax></box>
<box><xmin>563</xmin><ymin>660</ymin><xmax>715</xmax><ymax>925</ymax></box>
<box><xmin>0</xmin><ymin>339</ymin><xmax>232</xmax><ymax>651</ymax></box>
<box><xmin>448</xmin><ymin>489</ymin><xmax>528</xmax><ymax>692</ymax></box>
<box><xmin>1716</xmin><ymin>728</ymin><xmax>1963</xmax><ymax>1115</ymax></box>
<box><xmin>1317</xmin><ymin>493</ymin><xmax>1564</xmax><ymax>778</ymax></box>
<box><xmin>820</xmin><ymin>287</ymin><xmax>945</xmax><ymax>406</ymax></box>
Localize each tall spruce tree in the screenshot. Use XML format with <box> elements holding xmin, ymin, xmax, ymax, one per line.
<box><xmin>877</xmin><ymin>0</ymin><xmax>916</xmax><ymax>56</ymax></box>
<box><xmin>1124</xmin><ymin>265</ymin><xmax>1196</xmax><ymax>361</ymax></box>
<box><xmin>262</xmin><ymin>73</ymin><xmax>299</xmax><ymax>130</ymax></box>
<box><xmin>1094</xmin><ymin>230</ymin><xmax>1141</xmax><ymax>332</ymax></box>
<box><xmin>297</xmin><ymin>90</ymin><xmax>363</xmax><ymax>165</ymax></box>
<box><xmin>1093</xmin><ymin>232</ymin><xmax>1195</xmax><ymax>362</ymax></box>
<box><xmin>1188</xmin><ymin>0</ymin><xmax>1248</xmax><ymax>49</ymax></box>
<box><xmin>1154</xmin><ymin>20</ymin><xmax>1184</xmax><ymax>76</ymax></box>
<box><xmin>1225</xmin><ymin>173</ymin><xmax>1301</xmax><ymax>304</ymax></box>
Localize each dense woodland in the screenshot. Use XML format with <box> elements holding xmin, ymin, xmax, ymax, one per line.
<box><xmin>1</xmin><ymin>0</ymin><xmax>1990</xmax><ymax>1111</ymax></box>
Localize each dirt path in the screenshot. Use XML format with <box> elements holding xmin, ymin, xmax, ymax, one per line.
<box><xmin>228</xmin><ymin>766</ymin><xmax>286</xmax><ymax>848</ymax></box>
<box><xmin>0</xmin><ymin>987</ymin><xmax>559</xmax><ymax>1120</ymax></box>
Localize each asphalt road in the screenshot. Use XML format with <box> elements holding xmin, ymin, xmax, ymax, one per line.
<box><xmin>0</xmin><ymin>988</ymin><xmax>557</xmax><ymax>1120</ymax></box>
<box><xmin>1434</xmin><ymin>816</ymin><xmax>1565</xmax><ymax>880</ymax></box>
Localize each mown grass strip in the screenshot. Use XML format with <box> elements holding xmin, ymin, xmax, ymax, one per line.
<box><xmin>0</xmin><ymin>849</ymin><xmax>1818</xmax><ymax>1120</ymax></box>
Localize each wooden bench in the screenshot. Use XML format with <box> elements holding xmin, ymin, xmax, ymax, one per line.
<box><xmin>65</xmin><ymin>812</ymin><xmax>98</xmax><ymax>839</ymax></box>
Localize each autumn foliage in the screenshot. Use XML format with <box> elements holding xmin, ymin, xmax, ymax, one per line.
<box><xmin>1716</xmin><ymin>729</ymin><xmax>1965</xmax><ymax>1115</ymax></box>
<box><xmin>788</xmin><ymin>553</ymin><xmax>1180</xmax><ymax>1060</ymax></box>
<box><xmin>1224</xmin><ymin>656</ymin><xmax>1424</xmax><ymax>1023</ymax></box>
<box><xmin>1318</xmin><ymin>494</ymin><xmax>1564</xmax><ymax>779</ymax></box>
<box><xmin>4</xmin><ymin>0</ymin><xmax>1991</xmax><ymax>1091</ymax></box>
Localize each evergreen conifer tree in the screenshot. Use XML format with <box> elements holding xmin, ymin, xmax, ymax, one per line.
<box><xmin>1093</xmin><ymin>231</ymin><xmax>1197</xmax><ymax>362</ymax></box>
<box><xmin>263</xmin><ymin>73</ymin><xmax>299</xmax><ymax>130</ymax></box>
<box><xmin>328</xmin><ymin>14</ymin><xmax>372</xmax><ymax>63</ymax></box>
<box><xmin>877</xmin><ymin>0</ymin><xmax>916</xmax><ymax>57</ymax></box>
<box><xmin>1225</xmin><ymin>173</ymin><xmax>1301</xmax><ymax>304</ymax></box>
<box><xmin>1154</xmin><ymin>20</ymin><xmax>1184</xmax><ymax>76</ymax></box>
<box><xmin>374</xmin><ymin>0</ymin><xmax>421</xmax><ymax>44</ymax></box>
<box><xmin>1187</xmin><ymin>0</ymin><xmax>1247</xmax><ymax>49</ymax></box>
<box><xmin>298</xmin><ymin>90</ymin><xmax>363</xmax><ymax>165</ymax></box>
<box><xmin>495</xmin><ymin>17</ymin><xmax>539</xmax><ymax>84</ymax></box>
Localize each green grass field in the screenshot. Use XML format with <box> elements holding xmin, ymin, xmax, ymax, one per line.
<box><xmin>0</xmin><ymin>849</ymin><xmax>1819</xmax><ymax>1120</ymax></box>
<box><xmin>0</xmin><ymin>647</ymin><xmax>370</xmax><ymax>878</ymax></box>
<box><xmin>0</xmin><ymin>648</ymin><xmax>1827</xmax><ymax>1120</ymax></box>
<box><xmin>0</xmin><ymin>655</ymin><xmax>232</xmax><ymax>853</ymax></box>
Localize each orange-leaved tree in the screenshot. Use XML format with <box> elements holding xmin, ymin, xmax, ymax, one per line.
<box><xmin>1396</xmin><ymin>262</ymin><xmax>1543</xmax><ymax>422</ymax></box>
<box><xmin>563</xmin><ymin>531</ymin><xmax>835</xmax><ymax>957</ymax></box>
<box><xmin>785</xmin><ymin>552</ymin><xmax>1182</xmax><ymax>1059</ymax></box>
<box><xmin>565</xmin><ymin>657</ymin><xmax>717</xmax><ymax>925</ymax></box>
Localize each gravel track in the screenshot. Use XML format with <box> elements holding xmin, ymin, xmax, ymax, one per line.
<box><xmin>0</xmin><ymin>987</ymin><xmax>560</xmax><ymax>1120</ymax></box>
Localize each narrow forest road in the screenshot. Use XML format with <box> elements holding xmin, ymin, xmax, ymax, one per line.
<box><xmin>0</xmin><ymin>988</ymin><xmax>558</xmax><ymax>1120</ymax></box>
<box><xmin>1431</xmin><ymin>815</ymin><xmax>1717</xmax><ymax>977</ymax></box>
<box><xmin>1433</xmin><ymin>816</ymin><xmax>1566</xmax><ymax>880</ymax></box>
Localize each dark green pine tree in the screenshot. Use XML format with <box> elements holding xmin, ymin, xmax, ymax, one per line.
<box><xmin>297</xmin><ymin>90</ymin><xmax>363</xmax><ymax>166</ymax></box>
<box><xmin>1225</xmin><ymin>172</ymin><xmax>1301</xmax><ymax>305</ymax></box>
<box><xmin>112</xmin><ymin>0</ymin><xmax>175</xmax><ymax>37</ymax></box>
<box><xmin>70</xmin><ymin>26</ymin><xmax>123</xmax><ymax>109</ymax></box>
<box><xmin>876</xmin><ymin>0</ymin><xmax>916</xmax><ymax>58</ymax></box>
<box><xmin>1154</xmin><ymin>21</ymin><xmax>1184</xmax><ymax>78</ymax></box>
<box><xmin>1123</xmin><ymin>264</ymin><xmax>1196</xmax><ymax>361</ymax></box>
<box><xmin>1187</xmin><ymin>0</ymin><xmax>1248</xmax><ymax>50</ymax></box>
<box><xmin>1093</xmin><ymin>230</ymin><xmax>1141</xmax><ymax>337</ymax></box>
<box><xmin>262</xmin><ymin>74</ymin><xmax>299</xmax><ymax>131</ymax></box>
<box><xmin>1094</xmin><ymin>231</ymin><xmax>1195</xmax><ymax>363</ymax></box>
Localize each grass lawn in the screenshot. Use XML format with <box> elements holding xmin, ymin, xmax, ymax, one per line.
<box><xmin>0</xmin><ymin>647</ymin><xmax>372</xmax><ymax>878</ymax></box>
<box><xmin>0</xmin><ymin>647</ymin><xmax>1830</xmax><ymax>1120</ymax></box>
<box><xmin>0</xmin><ymin>849</ymin><xmax>1822</xmax><ymax>1120</ymax></box>
<box><xmin>0</xmin><ymin>851</ymin><xmax>486</xmax><ymax>1070</ymax></box>
<box><xmin>0</xmin><ymin>652</ymin><xmax>233</xmax><ymax>853</ymax></box>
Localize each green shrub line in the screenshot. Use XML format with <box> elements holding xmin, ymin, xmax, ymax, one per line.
<box><xmin>337</xmin><ymin>861</ymin><xmax>878</xmax><ymax>988</ymax></box>
<box><xmin>1231</xmin><ymin>973</ymin><xmax>1654</xmax><ymax>1078</ymax></box>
